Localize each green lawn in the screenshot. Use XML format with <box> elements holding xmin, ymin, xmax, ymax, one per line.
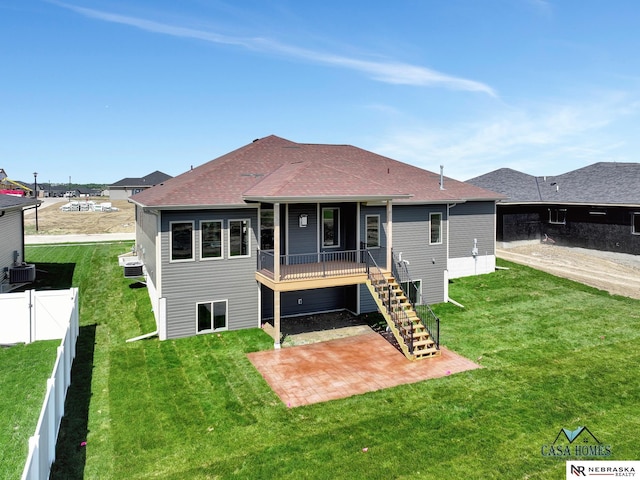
<box><xmin>22</xmin><ymin>243</ymin><xmax>640</xmax><ymax>479</ymax></box>
<box><xmin>0</xmin><ymin>340</ymin><xmax>59</xmax><ymax>480</ymax></box>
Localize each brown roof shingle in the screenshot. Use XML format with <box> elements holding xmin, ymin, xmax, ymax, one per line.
<box><xmin>131</xmin><ymin>135</ymin><xmax>502</xmax><ymax>208</ymax></box>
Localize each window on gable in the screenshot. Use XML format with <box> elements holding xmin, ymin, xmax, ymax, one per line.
<box><xmin>549</xmin><ymin>209</ymin><xmax>567</xmax><ymax>225</ymax></box>
<box><xmin>430</xmin><ymin>213</ymin><xmax>442</xmax><ymax>245</ymax></box>
<box><xmin>201</xmin><ymin>220</ymin><xmax>222</xmax><ymax>259</ymax></box>
<box><xmin>197</xmin><ymin>300</ymin><xmax>227</xmax><ymax>333</ymax></box>
<box><xmin>633</xmin><ymin>213</ymin><xmax>640</xmax><ymax>235</ymax></box>
<box><xmin>322</xmin><ymin>207</ymin><xmax>340</xmax><ymax>247</ymax></box>
<box><xmin>366</xmin><ymin>215</ymin><xmax>380</xmax><ymax>248</ymax></box>
<box><xmin>171</xmin><ymin>221</ymin><xmax>194</xmax><ymax>261</ymax></box>
<box><xmin>229</xmin><ymin>219</ymin><xmax>250</xmax><ymax>257</ymax></box>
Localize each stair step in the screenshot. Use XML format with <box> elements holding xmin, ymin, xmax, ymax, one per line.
<box><xmin>412</xmin><ymin>338</ymin><xmax>435</xmax><ymax>348</ymax></box>
<box><xmin>413</xmin><ymin>347</ymin><xmax>440</xmax><ymax>358</ymax></box>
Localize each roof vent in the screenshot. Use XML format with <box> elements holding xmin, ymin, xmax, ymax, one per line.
<box><xmin>440</xmin><ymin>165</ymin><xmax>445</xmax><ymax>190</ymax></box>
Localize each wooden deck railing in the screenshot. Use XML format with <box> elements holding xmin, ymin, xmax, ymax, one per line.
<box><xmin>258</xmin><ymin>248</ymin><xmax>385</xmax><ymax>282</ymax></box>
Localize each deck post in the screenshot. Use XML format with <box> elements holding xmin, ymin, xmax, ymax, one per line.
<box><xmin>386</xmin><ymin>200</ymin><xmax>393</xmax><ymax>272</ymax></box>
<box><xmin>274</xmin><ymin>290</ymin><xmax>281</xmax><ymax>349</ymax></box>
<box><xmin>274</xmin><ymin>202</ymin><xmax>280</xmax><ymax>282</ymax></box>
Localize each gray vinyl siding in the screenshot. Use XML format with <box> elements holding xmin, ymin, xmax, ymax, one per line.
<box><xmin>136</xmin><ymin>206</ymin><xmax>159</xmax><ymax>286</ymax></box>
<box><xmin>359</xmin><ymin>284</ymin><xmax>378</xmax><ymax>313</ymax></box>
<box><xmin>449</xmin><ymin>201</ymin><xmax>496</xmax><ymax>259</ymax></box>
<box><xmin>287</xmin><ymin>204</ymin><xmax>317</xmax><ymax>255</ymax></box>
<box><xmin>160</xmin><ymin>208</ymin><xmax>259</xmax><ymax>339</ymax></box>
<box><xmin>392</xmin><ymin>205</ymin><xmax>447</xmax><ymax>304</ymax></box>
<box><xmin>261</xmin><ymin>285</ymin><xmax>356</xmax><ymax>319</ymax></box>
<box><xmin>108</xmin><ymin>188</ymin><xmax>130</xmax><ymax>201</ymax></box>
<box><xmin>0</xmin><ymin>210</ymin><xmax>23</xmax><ymax>274</ymax></box>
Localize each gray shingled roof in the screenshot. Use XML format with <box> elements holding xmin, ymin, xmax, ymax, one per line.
<box><xmin>0</xmin><ymin>194</ymin><xmax>40</xmax><ymax>210</ymax></box>
<box><xmin>110</xmin><ymin>170</ymin><xmax>172</xmax><ymax>188</ymax></box>
<box><xmin>468</xmin><ymin>162</ymin><xmax>640</xmax><ymax>206</ymax></box>
<box><xmin>130</xmin><ymin>135</ymin><xmax>504</xmax><ymax>208</ymax></box>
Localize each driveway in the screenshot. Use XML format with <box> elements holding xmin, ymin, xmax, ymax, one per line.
<box><xmin>25</xmin><ymin>232</ymin><xmax>135</xmax><ymax>244</ymax></box>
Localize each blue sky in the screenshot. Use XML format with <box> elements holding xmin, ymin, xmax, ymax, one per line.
<box><xmin>2</xmin><ymin>1</ymin><xmax>640</xmax><ymax>185</ymax></box>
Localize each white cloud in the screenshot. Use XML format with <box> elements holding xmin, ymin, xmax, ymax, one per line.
<box><xmin>372</xmin><ymin>93</ymin><xmax>640</xmax><ymax>180</ymax></box>
<box><xmin>50</xmin><ymin>1</ymin><xmax>496</xmax><ymax>96</ymax></box>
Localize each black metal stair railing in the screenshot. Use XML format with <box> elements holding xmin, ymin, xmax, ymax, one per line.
<box><xmin>365</xmin><ymin>250</ymin><xmax>414</xmax><ymax>355</ymax></box>
<box><xmin>391</xmin><ymin>251</ymin><xmax>440</xmax><ymax>349</ymax></box>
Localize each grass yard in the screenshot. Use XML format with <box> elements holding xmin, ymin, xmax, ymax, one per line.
<box><xmin>0</xmin><ymin>340</ymin><xmax>59</xmax><ymax>479</ymax></box>
<box><xmin>23</xmin><ymin>243</ymin><xmax>640</xmax><ymax>479</ymax></box>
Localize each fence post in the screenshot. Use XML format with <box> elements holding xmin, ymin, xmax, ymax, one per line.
<box><xmin>46</xmin><ymin>378</ymin><xmax>56</xmax><ymax>468</ymax></box>
<box><xmin>23</xmin><ymin>435</ymin><xmax>40</xmax><ymax>480</ymax></box>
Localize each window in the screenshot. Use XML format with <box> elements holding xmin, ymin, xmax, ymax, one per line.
<box><xmin>633</xmin><ymin>213</ymin><xmax>640</xmax><ymax>235</ymax></box>
<box><xmin>201</xmin><ymin>220</ymin><xmax>222</xmax><ymax>259</ymax></box>
<box><xmin>549</xmin><ymin>209</ymin><xmax>567</xmax><ymax>225</ymax></box>
<box><xmin>260</xmin><ymin>208</ymin><xmax>274</xmax><ymax>250</ymax></box>
<box><xmin>322</xmin><ymin>207</ymin><xmax>340</xmax><ymax>247</ymax></box>
<box><xmin>366</xmin><ymin>215</ymin><xmax>380</xmax><ymax>248</ymax></box>
<box><xmin>400</xmin><ymin>280</ymin><xmax>422</xmax><ymax>305</ymax></box>
<box><xmin>229</xmin><ymin>219</ymin><xmax>250</xmax><ymax>257</ymax></box>
<box><xmin>197</xmin><ymin>300</ymin><xmax>227</xmax><ymax>333</ymax></box>
<box><xmin>170</xmin><ymin>221</ymin><xmax>194</xmax><ymax>261</ymax></box>
<box><xmin>430</xmin><ymin>213</ymin><xmax>442</xmax><ymax>245</ymax></box>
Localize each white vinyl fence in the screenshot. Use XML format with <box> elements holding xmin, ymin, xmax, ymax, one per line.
<box><xmin>1</xmin><ymin>288</ymin><xmax>80</xmax><ymax>480</ymax></box>
<box><xmin>0</xmin><ymin>289</ymin><xmax>77</xmax><ymax>345</ymax></box>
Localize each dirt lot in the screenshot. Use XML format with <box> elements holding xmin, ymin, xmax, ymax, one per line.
<box><xmin>24</xmin><ymin>198</ymin><xmax>135</xmax><ymax>235</ymax></box>
<box><xmin>497</xmin><ymin>243</ymin><xmax>640</xmax><ymax>300</ymax></box>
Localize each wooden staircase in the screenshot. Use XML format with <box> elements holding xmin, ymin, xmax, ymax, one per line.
<box><xmin>365</xmin><ymin>273</ymin><xmax>440</xmax><ymax>360</ymax></box>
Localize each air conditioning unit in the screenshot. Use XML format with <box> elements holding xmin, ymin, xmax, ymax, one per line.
<box><xmin>9</xmin><ymin>264</ymin><xmax>36</xmax><ymax>283</ymax></box>
<box><xmin>124</xmin><ymin>261</ymin><xmax>144</xmax><ymax>278</ymax></box>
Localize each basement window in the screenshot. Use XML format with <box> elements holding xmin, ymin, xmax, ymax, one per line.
<box><xmin>197</xmin><ymin>300</ymin><xmax>227</xmax><ymax>333</ymax></box>
<box><xmin>633</xmin><ymin>213</ymin><xmax>640</xmax><ymax>235</ymax></box>
<box><xmin>548</xmin><ymin>209</ymin><xmax>567</xmax><ymax>225</ymax></box>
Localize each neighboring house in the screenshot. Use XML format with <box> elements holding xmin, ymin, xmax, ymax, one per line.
<box><xmin>109</xmin><ymin>171</ymin><xmax>172</xmax><ymax>200</ymax></box>
<box><xmin>129</xmin><ymin>136</ymin><xmax>502</xmax><ymax>357</ymax></box>
<box><xmin>467</xmin><ymin>162</ymin><xmax>640</xmax><ymax>255</ymax></box>
<box><xmin>0</xmin><ymin>194</ymin><xmax>40</xmax><ymax>292</ymax></box>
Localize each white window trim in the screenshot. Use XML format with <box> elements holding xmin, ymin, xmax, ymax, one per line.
<box><xmin>228</xmin><ymin>218</ymin><xmax>251</xmax><ymax>258</ymax></box>
<box><xmin>196</xmin><ymin>299</ymin><xmax>228</xmax><ymax>334</ymax></box>
<box><xmin>429</xmin><ymin>212</ymin><xmax>443</xmax><ymax>245</ymax></box>
<box><xmin>200</xmin><ymin>220</ymin><xmax>224</xmax><ymax>261</ymax></box>
<box><xmin>632</xmin><ymin>212</ymin><xmax>640</xmax><ymax>235</ymax></box>
<box><xmin>170</xmin><ymin>220</ymin><xmax>195</xmax><ymax>263</ymax></box>
<box><xmin>365</xmin><ymin>214</ymin><xmax>381</xmax><ymax>249</ymax></box>
<box><xmin>548</xmin><ymin>208</ymin><xmax>567</xmax><ymax>225</ymax></box>
<box><xmin>322</xmin><ymin>207</ymin><xmax>341</xmax><ymax>249</ymax></box>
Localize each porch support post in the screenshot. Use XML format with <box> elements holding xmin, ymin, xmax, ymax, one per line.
<box><xmin>386</xmin><ymin>200</ymin><xmax>393</xmax><ymax>271</ymax></box>
<box><xmin>274</xmin><ymin>202</ymin><xmax>281</xmax><ymax>282</ymax></box>
<box><xmin>274</xmin><ymin>290</ymin><xmax>281</xmax><ymax>349</ymax></box>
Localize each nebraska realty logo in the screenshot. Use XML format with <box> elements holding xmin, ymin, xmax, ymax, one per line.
<box><xmin>541</xmin><ymin>426</ymin><xmax>612</xmax><ymax>457</ymax></box>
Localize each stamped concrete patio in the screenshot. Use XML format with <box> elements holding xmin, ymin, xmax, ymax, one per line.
<box><xmin>248</xmin><ymin>331</ymin><xmax>480</xmax><ymax>407</ymax></box>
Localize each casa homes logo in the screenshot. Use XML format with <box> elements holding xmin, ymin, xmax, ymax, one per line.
<box><xmin>566</xmin><ymin>460</ymin><xmax>639</xmax><ymax>478</ymax></box>
<box><xmin>541</xmin><ymin>426</ymin><xmax>612</xmax><ymax>458</ymax></box>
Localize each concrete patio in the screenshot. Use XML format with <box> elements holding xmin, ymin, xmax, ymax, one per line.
<box><xmin>247</xmin><ymin>331</ymin><xmax>480</xmax><ymax>407</ymax></box>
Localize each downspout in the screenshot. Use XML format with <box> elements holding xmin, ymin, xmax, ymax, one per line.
<box><xmin>446</xmin><ymin>203</ymin><xmax>456</xmax><ymax>305</ymax></box>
